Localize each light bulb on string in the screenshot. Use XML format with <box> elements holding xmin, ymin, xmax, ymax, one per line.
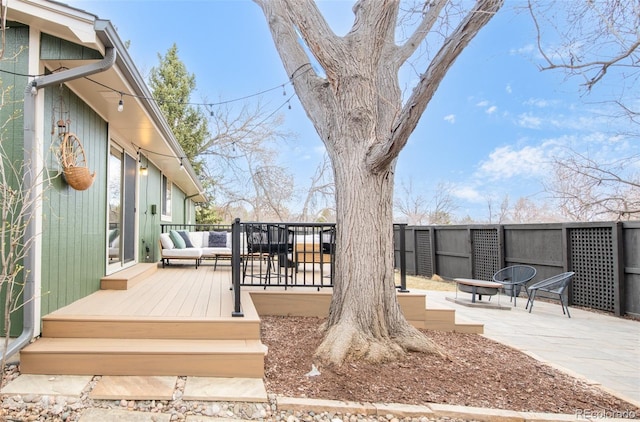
<box><xmin>117</xmin><ymin>93</ymin><xmax>124</xmax><ymax>112</ymax></box>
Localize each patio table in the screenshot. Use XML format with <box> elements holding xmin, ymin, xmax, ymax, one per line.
<box><xmin>454</xmin><ymin>278</ymin><xmax>502</xmax><ymax>303</ymax></box>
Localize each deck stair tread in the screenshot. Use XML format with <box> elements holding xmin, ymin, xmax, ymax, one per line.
<box><xmin>21</xmin><ymin>338</ymin><xmax>267</xmax><ymax>354</ymax></box>
<box><xmin>20</xmin><ymin>338</ymin><xmax>266</xmax><ymax>378</ymax></box>
<box><xmin>41</xmin><ymin>313</ymin><xmax>261</xmax><ymax>340</ymax></box>
<box><xmin>424</xmin><ymin>302</ymin><xmax>484</xmax><ymax>334</ymax></box>
<box><xmin>100</xmin><ymin>263</ymin><xmax>158</xmax><ymax>290</ymax></box>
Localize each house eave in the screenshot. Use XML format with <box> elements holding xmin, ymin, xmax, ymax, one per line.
<box><xmin>9</xmin><ymin>0</ymin><xmax>207</xmax><ymax>203</ymax></box>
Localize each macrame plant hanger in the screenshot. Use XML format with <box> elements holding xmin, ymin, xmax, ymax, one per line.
<box><xmin>56</xmin><ymin>85</ymin><xmax>96</xmax><ymax>191</ymax></box>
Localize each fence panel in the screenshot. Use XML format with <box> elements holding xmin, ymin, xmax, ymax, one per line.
<box><xmin>568</xmin><ymin>224</ymin><xmax>619</xmax><ymax>314</ymax></box>
<box><xmin>415</xmin><ymin>228</ymin><xmax>433</xmax><ymax>278</ymax></box>
<box><xmin>434</xmin><ymin>227</ymin><xmax>472</xmax><ymax>279</ymax></box>
<box><xmin>623</xmin><ymin>222</ymin><xmax>640</xmax><ymax>317</ymax></box>
<box><xmin>471</xmin><ymin>228</ymin><xmax>500</xmax><ymax>280</ymax></box>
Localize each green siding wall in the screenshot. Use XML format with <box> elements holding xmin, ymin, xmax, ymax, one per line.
<box><xmin>41</xmin><ymin>84</ymin><xmax>108</xmax><ymax>316</ymax></box>
<box><xmin>40</xmin><ymin>33</ymin><xmax>102</xmax><ymax>60</ymax></box>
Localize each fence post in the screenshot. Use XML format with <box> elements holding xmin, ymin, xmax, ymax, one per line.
<box><xmin>231</xmin><ymin>218</ymin><xmax>244</xmax><ymax>317</ymax></box>
<box><xmin>398</xmin><ymin>223</ymin><xmax>409</xmax><ymax>292</ymax></box>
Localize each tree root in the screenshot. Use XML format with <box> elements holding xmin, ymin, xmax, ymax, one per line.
<box><xmin>314</xmin><ymin>320</ymin><xmax>448</xmax><ymax>366</ymax></box>
<box><xmin>393</xmin><ymin>324</ymin><xmax>449</xmax><ymax>360</ymax></box>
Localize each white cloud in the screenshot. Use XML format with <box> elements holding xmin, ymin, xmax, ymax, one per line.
<box><xmin>444</xmin><ymin>114</ymin><xmax>456</xmax><ymax>124</ymax></box>
<box><xmin>517</xmin><ymin>112</ymin><xmax>543</xmax><ymax>129</ymax></box>
<box><xmin>476</xmin><ymin>100</ymin><xmax>489</xmax><ymax>108</ymax></box>
<box><xmin>524</xmin><ymin>98</ymin><xmax>558</xmax><ymax>108</ymax></box>
<box><xmin>510</xmin><ymin>43</ymin><xmax>535</xmax><ymax>56</ymax></box>
<box><xmin>478</xmin><ymin>145</ymin><xmax>548</xmax><ymax>180</ymax></box>
<box><xmin>505</xmin><ymin>84</ymin><xmax>512</xmax><ymax>94</ymax></box>
<box><xmin>486</xmin><ymin>106</ymin><xmax>498</xmax><ymax>115</ymax></box>
<box><xmin>452</xmin><ymin>185</ymin><xmax>484</xmax><ymax>203</ymax></box>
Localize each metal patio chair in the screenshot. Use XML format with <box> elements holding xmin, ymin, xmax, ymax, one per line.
<box><xmin>492</xmin><ymin>265</ymin><xmax>537</xmax><ymax>307</ymax></box>
<box><xmin>526</xmin><ymin>272</ymin><xmax>575</xmax><ymax>318</ymax></box>
<box><xmin>244</xmin><ymin>223</ymin><xmax>295</xmax><ymax>284</ymax></box>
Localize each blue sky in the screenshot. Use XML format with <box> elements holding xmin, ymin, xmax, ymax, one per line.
<box><xmin>64</xmin><ymin>0</ymin><xmax>638</xmax><ymax>221</ymax></box>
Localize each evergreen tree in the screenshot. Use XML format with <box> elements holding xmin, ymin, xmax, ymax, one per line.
<box><xmin>148</xmin><ymin>43</ymin><xmax>208</xmax><ymax>176</ymax></box>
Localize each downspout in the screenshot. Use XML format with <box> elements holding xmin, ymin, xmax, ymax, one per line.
<box><xmin>184</xmin><ymin>193</ymin><xmax>201</xmax><ymax>225</ymax></box>
<box><xmin>1</xmin><ymin>46</ymin><xmax>117</xmax><ymax>362</ymax></box>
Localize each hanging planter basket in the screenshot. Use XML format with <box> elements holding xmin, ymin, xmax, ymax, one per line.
<box><xmin>60</xmin><ymin>132</ymin><xmax>96</xmax><ymax>191</ymax></box>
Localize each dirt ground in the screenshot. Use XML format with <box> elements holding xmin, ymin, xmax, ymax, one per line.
<box><xmin>261</xmin><ymin>315</ymin><xmax>640</xmax><ymax>416</ymax></box>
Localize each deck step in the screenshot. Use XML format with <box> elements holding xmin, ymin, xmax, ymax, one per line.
<box><xmin>20</xmin><ymin>338</ymin><xmax>266</xmax><ymax>378</ymax></box>
<box><xmin>421</xmin><ymin>305</ymin><xmax>484</xmax><ymax>334</ymax></box>
<box><xmin>41</xmin><ymin>316</ymin><xmax>261</xmax><ymax>340</ymax></box>
<box><xmin>100</xmin><ymin>263</ymin><xmax>158</xmax><ymax>290</ymax></box>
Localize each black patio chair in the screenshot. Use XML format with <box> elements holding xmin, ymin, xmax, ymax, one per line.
<box><xmin>244</xmin><ymin>223</ymin><xmax>295</xmax><ymax>284</ymax></box>
<box><xmin>320</xmin><ymin>226</ymin><xmax>336</xmax><ymax>281</ymax></box>
<box><xmin>526</xmin><ymin>272</ymin><xmax>575</xmax><ymax>318</ymax></box>
<box><xmin>492</xmin><ymin>265</ymin><xmax>537</xmax><ymax>307</ymax></box>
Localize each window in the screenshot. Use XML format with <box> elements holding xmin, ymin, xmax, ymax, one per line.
<box><xmin>161</xmin><ymin>174</ymin><xmax>172</xmax><ymax>218</ymax></box>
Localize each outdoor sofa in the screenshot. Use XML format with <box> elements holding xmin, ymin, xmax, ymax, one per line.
<box><xmin>159</xmin><ymin>230</ymin><xmax>243</xmax><ymax>269</ymax></box>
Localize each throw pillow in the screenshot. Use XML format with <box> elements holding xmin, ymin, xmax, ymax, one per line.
<box><xmin>169</xmin><ymin>230</ymin><xmax>186</xmax><ymax>249</ymax></box>
<box><xmin>159</xmin><ymin>233</ymin><xmax>174</xmax><ymax>249</ymax></box>
<box><xmin>108</xmin><ymin>228</ymin><xmax>119</xmax><ymax>244</ymax></box>
<box><xmin>178</xmin><ymin>230</ymin><xmax>194</xmax><ymax>248</ymax></box>
<box><xmin>209</xmin><ymin>231</ymin><xmax>227</xmax><ymax>247</ymax></box>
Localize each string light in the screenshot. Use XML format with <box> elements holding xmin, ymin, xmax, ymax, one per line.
<box><xmin>1</xmin><ymin>64</ymin><xmax>312</xmax><ymax>110</ymax></box>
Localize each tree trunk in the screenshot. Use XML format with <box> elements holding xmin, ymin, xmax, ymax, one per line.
<box><xmin>315</xmin><ymin>140</ymin><xmax>444</xmax><ymax>365</ymax></box>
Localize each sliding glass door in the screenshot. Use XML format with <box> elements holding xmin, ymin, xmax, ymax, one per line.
<box><xmin>108</xmin><ymin>146</ymin><xmax>137</xmax><ymax>268</ymax></box>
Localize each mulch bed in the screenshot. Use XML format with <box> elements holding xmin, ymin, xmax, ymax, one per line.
<box><xmin>261</xmin><ymin>315</ymin><xmax>639</xmax><ymax>416</ymax></box>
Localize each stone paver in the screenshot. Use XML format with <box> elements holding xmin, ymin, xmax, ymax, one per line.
<box><xmin>0</xmin><ymin>374</ymin><xmax>92</xmax><ymax>397</ymax></box>
<box><xmin>90</xmin><ymin>376</ymin><xmax>177</xmax><ymax>400</ymax></box>
<box><xmin>183</xmin><ymin>377</ymin><xmax>267</xmax><ymax>402</ymax></box>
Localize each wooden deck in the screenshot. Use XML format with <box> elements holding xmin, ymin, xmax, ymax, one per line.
<box><xmin>20</xmin><ymin>262</ymin><xmax>482</xmax><ymax>378</ymax></box>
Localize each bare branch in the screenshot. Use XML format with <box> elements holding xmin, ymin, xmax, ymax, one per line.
<box><xmin>367</xmin><ymin>0</ymin><xmax>504</xmax><ymax>173</ymax></box>
<box><xmin>396</xmin><ymin>0</ymin><xmax>448</xmax><ymax>64</ymax></box>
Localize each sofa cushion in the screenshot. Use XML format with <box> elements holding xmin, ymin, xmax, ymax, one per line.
<box><xmin>169</xmin><ymin>230</ymin><xmax>186</xmax><ymax>249</ymax></box>
<box><xmin>209</xmin><ymin>231</ymin><xmax>227</xmax><ymax>247</ymax></box>
<box><xmin>162</xmin><ymin>247</ymin><xmax>202</xmax><ymax>259</ymax></box>
<box><xmin>160</xmin><ymin>233</ymin><xmax>174</xmax><ymax>249</ymax></box>
<box><xmin>178</xmin><ymin>230</ymin><xmax>195</xmax><ymax>248</ymax></box>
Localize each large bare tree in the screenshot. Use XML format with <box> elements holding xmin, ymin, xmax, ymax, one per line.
<box><xmin>254</xmin><ymin>0</ymin><xmax>503</xmax><ymax>365</ymax></box>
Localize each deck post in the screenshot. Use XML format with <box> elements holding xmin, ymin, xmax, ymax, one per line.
<box><xmin>397</xmin><ymin>223</ymin><xmax>409</xmax><ymax>292</ymax></box>
<box><xmin>231</xmin><ymin>218</ymin><xmax>244</xmax><ymax>317</ymax></box>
